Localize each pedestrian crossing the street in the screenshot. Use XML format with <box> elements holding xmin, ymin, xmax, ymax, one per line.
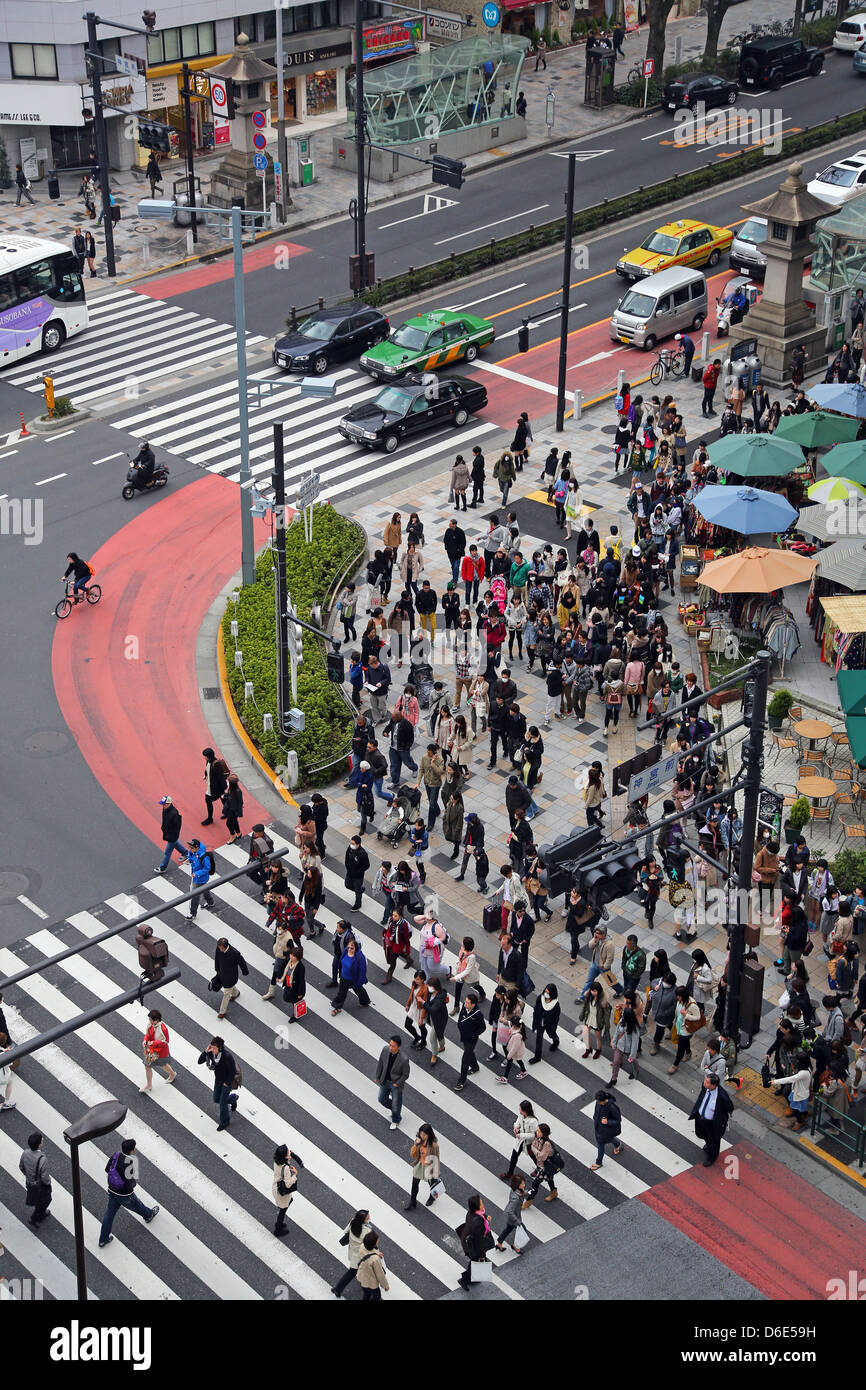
<box><xmin>5</xmin><ymin>288</ymin><xmax>267</xmax><ymax>409</ymax></box>
<box><xmin>0</xmin><ymin>831</ymin><xmax>708</xmax><ymax>1301</ymax></box>
<box><xmin>110</xmin><ymin>364</ymin><xmax>500</xmax><ymax>506</ymax></box>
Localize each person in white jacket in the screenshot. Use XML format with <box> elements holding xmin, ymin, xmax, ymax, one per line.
<box><xmin>450</xmin><ymin>937</ymin><xmax>480</xmax><ymax>1016</ymax></box>
<box><xmin>499</xmin><ymin>1099</ymin><xmax>540</xmax><ymax>1180</ymax></box>
<box><xmin>769</xmin><ymin>1052</ymin><xmax>812</xmax><ymax>1131</ymax></box>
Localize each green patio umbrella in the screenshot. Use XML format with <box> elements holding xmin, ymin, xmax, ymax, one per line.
<box><xmin>773</xmin><ymin>410</ymin><xmax>861</xmax><ymax>450</ymax></box>
<box><xmin>838</xmin><ymin>669</ymin><xmax>866</xmax><ymax>716</ymax></box>
<box><xmin>845</xmin><ymin>712</ymin><xmax>866</xmax><ymax>768</ymax></box>
<box><xmin>708</xmin><ymin>434</ymin><xmax>804</xmax><ymax>478</ymax></box>
<box><xmin>821</xmin><ymin>440</ymin><xmax>866</xmax><ymax>486</ymax></box>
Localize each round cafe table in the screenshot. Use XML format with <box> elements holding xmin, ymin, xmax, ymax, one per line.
<box><xmin>796</xmin><ymin>775</ymin><xmax>836</xmax><ymax>807</ymax></box>
<box><xmin>794</xmin><ymin>718</ymin><xmax>832</xmax><ymax>751</ymax></box>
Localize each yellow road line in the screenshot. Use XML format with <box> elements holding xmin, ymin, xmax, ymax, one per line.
<box><xmin>798</xmin><ymin>1135</ymin><xmax>866</xmax><ymax>1188</ymax></box>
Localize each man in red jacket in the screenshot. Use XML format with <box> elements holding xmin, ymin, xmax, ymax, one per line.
<box><xmin>702</xmin><ymin>358</ymin><xmax>722</xmax><ymax>418</ymax></box>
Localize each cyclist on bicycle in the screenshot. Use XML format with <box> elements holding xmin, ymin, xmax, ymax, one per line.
<box><xmin>133</xmin><ymin>440</ymin><xmax>155</xmax><ymax>486</ymax></box>
<box><xmin>63</xmin><ymin>552</ymin><xmax>93</xmax><ymax>602</ymax></box>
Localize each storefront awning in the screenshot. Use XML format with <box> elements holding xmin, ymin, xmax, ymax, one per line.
<box><xmin>502</xmin><ymin>0</ymin><xmax>535</xmax><ymax>8</ymax></box>
<box><xmin>820</xmin><ymin>594</ymin><xmax>866</xmax><ymax>632</ymax></box>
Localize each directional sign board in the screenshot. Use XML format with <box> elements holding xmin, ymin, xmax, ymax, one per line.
<box><xmin>627</xmin><ymin>750</ymin><xmax>680</xmax><ymax>803</ymax></box>
<box><xmin>296</xmin><ymin>470</ymin><xmax>321</xmax><ymax>508</ymax></box>
<box><xmin>254</xmin><ymin>153</ymin><xmax>268</xmax><ymax>172</ymax></box>
<box><xmin>115</xmin><ymin>55</ymin><xmax>139</xmax><ymax>77</ymax></box>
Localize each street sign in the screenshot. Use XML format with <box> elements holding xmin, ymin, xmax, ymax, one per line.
<box><xmin>253</xmin><ymin>131</ymin><xmax>267</xmax><ymax>151</ymax></box>
<box><xmin>627</xmin><ymin>751</ymin><xmax>680</xmax><ymax>803</ymax></box>
<box><xmin>254</xmin><ymin>153</ymin><xmax>268</xmax><ymax>172</ymax></box>
<box><xmin>252</xmin><ymin>110</ymin><xmax>267</xmax><ymax>129</ymax></box>
<box><xmin>296</xmin><ymin>470</ymin><xmax>322</xmax><ymax>508</ymax></box>
<box><xmin>274</xmin><ymin>161</ymin><xmax>282</xmax><ymax>173</ymax></box>
<box><xmin>642</xmin><ymin>58</ymin><xmax>654</xmax><ymax>77</ymax></box>
<box><xmin>115</xmin><ymin>55</ymin><xmax>139</xmax><ymax>77</ymax></box>
<box><xmin>481</xmin><ymin>1</ymin><xmax>501</xmax><ymax>26</ymax></box>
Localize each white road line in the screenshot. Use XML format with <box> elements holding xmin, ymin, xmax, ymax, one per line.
<box><xmin>0</xmin><ymin>449</ymin><xmax>18</xmax><ymax>459</ymax></box>
<box><xmin>471</xmin><ymin>360</ymin><xmax>561</xmax><ymax>397</ymax></box>
<box><xmin>378</xmin><ymin>205</ymin><xmax>455</xmax><ymax>230</ymax></box>
<box><xmin>0</xmin><ymin>1202</ymin><xmax>84</xmax><ymax>1301</ymax></box>
<box><xmin>90</xmin><ymin>451</ymin><xmax>125</xmax><ymax>466</ymax></box>
<box><xmin>435</xmin><ymin>205</ymin><xmax>550</xmax><ymax>245</ymax></box>
<box><xmin>34</xmin><ymin>474</ymin><xmax>66</xmax><ymax>486</ymax></box>
<box><xmin>44</xmin><ymin>429</ymin><xmax>75</xmax><ymax>442</ymax></box>
<box><xmin>450</xmin><ymin>284</ymin><xmax>528</xmax><ymax>311</ymax></box>
<box><xmin>496</xmin><ymin>303</ymin><xmax>587</xmax><ymax>341</ymax></box>
<box><xmin>16</xmin><ymin>895</ymin><xmax>49</xmax><ymax>919</ymax></box>
<box><xmin>570</xmin><ymin>348</ymin><xmax>625</xmax><ymax>369</ymax></box>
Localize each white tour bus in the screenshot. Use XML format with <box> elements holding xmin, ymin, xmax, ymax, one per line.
<box><xmin>0</xmin><ymin>235</ymin><xmax>88</xmax><ymax>365</ymax></box>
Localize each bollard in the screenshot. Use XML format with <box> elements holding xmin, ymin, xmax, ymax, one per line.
<box><xmin>18</xmin><ymin>412</ymin><xmax>29</xmax><ymax>437</ymax></box>
<box><xmin>616</xmin><ymin>367</ymin><xmax>625</xmax><ymax>395</ymax></box>
<box><xmin>572</xmin><ymin>388</ymin><xmax>583</xmax><ymax>421</ymax></box>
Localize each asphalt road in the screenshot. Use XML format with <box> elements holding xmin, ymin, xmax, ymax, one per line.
<box><xmin>156</xmin><ymin>51</ymin><xmax>866</xmax><ymax>331</ymax></box>
<box><xmin>0</xmin><ymin>386</ymin><xmax>199</xmax><ymax>945</ymax></box>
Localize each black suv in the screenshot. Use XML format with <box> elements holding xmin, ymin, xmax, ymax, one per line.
<box><xmin>272</xmin><ymin>303</ymin><xmax>389</xmax><ymax>374</ymax></box>
<box><xmin>739</xmin><ymin>37</ymin><xmax>823</xmax><ymax>90</ymax></box>
<box><xmin>338</xmin><ymin>374</ymin><xmax>488</xmax><ymax>453</ymax></box>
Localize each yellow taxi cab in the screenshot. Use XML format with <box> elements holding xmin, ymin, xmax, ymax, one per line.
<box><xmin>616</xmin><ymin>218</ymin><xmax>734</xmax><ymax>280</ymax></box>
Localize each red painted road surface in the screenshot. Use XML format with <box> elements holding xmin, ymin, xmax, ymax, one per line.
<box><xmin>135</xmin><ymin>239</ymin><xmax>312</xmax><ymax>298</ymax></box>
<box><xmin>641</xmin><ymin>1141</ymin><xmax>866</xmax><ymax>1300</ymax></box>
<box><xmin>52</xmin><ymin>476</ymin><xmax>273</xmax><ymax>850</ymax></box>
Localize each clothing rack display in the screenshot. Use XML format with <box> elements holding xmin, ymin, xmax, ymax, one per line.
<box><xmin>700</xmin><ymin>594</ymin><xmax>801</xmax><ymax>676</ymax></box>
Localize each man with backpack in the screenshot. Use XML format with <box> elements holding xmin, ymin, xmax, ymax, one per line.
<box><xmin>197</xmin><ymin>1036</ymin><xmax>240</xmax><ymax>1132</ymax></box>
<box><xmin>98</xmin><ymin>1138</ymin><xmax>159</xmax><ymax>1247</ymax></box>
<box><xmin>246</xmin><ymin>822</ymin><xmax>275</xmax><ymax>896</ymax></box>
<box><xmin>186</xmin><ymin>839</ymin><xmax>216</xmax><ymax>921</ymax></box>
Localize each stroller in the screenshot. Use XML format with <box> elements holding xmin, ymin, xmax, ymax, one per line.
<box><xmin>377</xmin><ymin>783</ymin><xmax>422</xmax><ymax>847</ymax></box>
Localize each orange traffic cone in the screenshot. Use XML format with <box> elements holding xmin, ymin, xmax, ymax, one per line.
<box><xmin>18</xmin><ymin>412</ymin><xmax>29</xmax><ymax>437</ymax></box>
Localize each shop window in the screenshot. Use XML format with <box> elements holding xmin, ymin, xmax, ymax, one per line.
<box><xmin>10</xmin><ymin>42</ymin><xmax>57</xmax><ymax>79</ymax></box>
<box><xmin>306</xmin><ymin>69</ymin><xmax>338</xmax><ymax>114</ymax></box>
<box><xmin>235</xmin><ymin>14</ymin><xmax>258</xmax><ymax>40</ymax></box>
<box><xmin>146</xmin><ymin>22</ymin><xmax>215</xmax><ymax>65</ymax></box>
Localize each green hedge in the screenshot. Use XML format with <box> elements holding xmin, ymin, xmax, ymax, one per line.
<box><xmin>364</xmin><ymin>104</ymin><xmax>866</xmax><ymax>308</ymax></box>
<box><xmin>220</xmin><ymin>504</ymin><xmax>364</xmax><ymax>788</ymax></box>
<box><xmin>801</xmin><ymin>16</ymin><xmax>841</xmax><ymax>45</ymax></box>
<box><xmin>829</xmin><ymin>848</ymin><xmax>866</xmax><ymax>894</ymax></box>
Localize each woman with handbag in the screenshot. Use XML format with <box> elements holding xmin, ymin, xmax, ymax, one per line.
<box><xmin>404</xmin><ymin>1123</ymin><xmax>441</xmax><ymax>1209</ymax></box>
<box><xmin>331</xmin><ymin>1209</ymin><xmax>373</xmax><ymax>1297</ymax></box>
<box><xmin>584</xmin><ymin>766</ymin><xmax>605</xmax><ymax>829</ymax></box>
<box><xmin>807</xmin><ymin>860</ymin><xmax>834</xmax><ymax>928</ymax></box>
<box><xmin>382</xmin><ymin>908</ymin><xmax>412</xmax><ymax>983</ymax></box>
<box><xmin>521</xmin><ymin>1123</ymin><xmax>560</xmax><ymax>1207</ymax></box>
<box><xmin>768</xmin><ymin>1051</ymin><xmax>812</xmax><ymax>1132</ymax></box>
<box><xmin>140</xmin><ymin>1010</ymin><xmax>177</xmax><ymax>1092</ymax></box>
<box><xmin>222</xmin><ymin>773</ymin><xmax>244</xmax><ymax>843</ymax></box>
<box><xmin>271</xmin><ymin>1143</ymin><xmax>299</xmax><ymax>1236</ymax></box>
<box><xmin>495</xmin><ymin>1175</ymin><xmax>530</xmax><ymax>1253</ymax></box>
<box><xmin>19</xmin><ymin>1132</ymin><xmax>52</xmax><ymax>1226</ymax></box>
<box><xmin>280</xmin><ymin>945</ymin><xmax>307</xmax><ymax>1022</ymax></box>
<box><xmin>496</xmin><ymin>1019</ymin><xmax>529</xmax><ymax>1083</ymax></box>
<box><xmin>499</xmin><ymin>1099</ymin><xmax>539</xmax><ymax>1180</ymax></box>
<box><xmin>262</xmin><ymin>919</ymin><xmax>293</xmax><ymax>1001</ymax></box>
<box><xmin>687</xmin><ymin>948</ymin><xmax>715</xmax><ymax>1014</ymax></box>
<box><xmin>404</xmin><ymin>970</ymin><xmax>429</xmax><ymax>1050</ymax></box>
<box><xmin>299</xmin><ymin>863</ymin><xmax>324</xmax><ymax>937</ymax></box>
<box><xmin>451</xmin><ymin>937</ymin><xmax>480</xmax><ymax>1015</ymax></box>
<box><xmin>524</xmin><ymin>853</ymin><xmax>553</xmax><ymax>922</ymax></box>
<box><xmin>579</xmin><ymin>981</ymin><xmax>606</xmax><ymax>1059</ymax></box>
<box><xmin>754</xmin><ymin>838</ymin><xmax>780</xmax><ymax>917</ymax></box>
<box><xmin>668</xmin><ymin>986</ymin><xmax>703</xmax><ymax>1073</ymax></box>
<box><xmin>623</xmin><ymin>653</ymin><xmax>645</xmax><ymax>719</ymax></box>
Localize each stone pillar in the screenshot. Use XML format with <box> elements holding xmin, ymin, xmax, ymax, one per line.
<box><xmin>207</xmin><ymin>33</ymin><xmax>278</xmax><ymax>210</ymax></box>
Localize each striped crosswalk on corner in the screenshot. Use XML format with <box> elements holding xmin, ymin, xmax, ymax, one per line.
<box><xmin>4</xmin><ymin>287</ymin><xmax>267</xmax><ymax>409</ymax></box>
<box><xmin>0</xmin><ymin>830</ymin><xmax>709</xmax><ymax>1301</ymax></box>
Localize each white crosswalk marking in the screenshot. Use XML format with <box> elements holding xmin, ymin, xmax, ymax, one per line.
<box><xmin>5</xmin><ymin>289</ymin><xmax>266</xmax><ymax>407</ymax></box>
<box><xmin>0</xmin><ymin>828</ymin><xmax>705</xmax><ymax>1300</ymax></box>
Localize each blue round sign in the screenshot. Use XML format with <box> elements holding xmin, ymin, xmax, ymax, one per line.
<box><xmin>481</xmin><ymin>2</ymin><xmax>500</xmax><ymax>26</ymax></box>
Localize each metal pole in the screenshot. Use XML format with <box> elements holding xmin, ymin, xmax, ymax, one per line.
<box><xmin>233</xmin><ymin>205</ymin><xmax>256</xmax><ymax>587</ymax></box>
<box><xmin>355</xmin><ymin>0</ymin><xmax>367</xmax><ymax>291</ymax></box>
<box><xmin>86</xmin><ymin>12</ymin><xmax>116</xmax><ymax>278</ymax></box>
<box><xmin>725</xmin><ymin>648</ymin><xmax>770</xmax><ymax>1045</ymax></box>
<box><xmin>275</xmin><ymin>3</ymin><xmax>291</xmax><ymax>221</ymax></box>
<box><xmin>69</xmin><ymin>1143</ymin><xmax>88</xmax><ymax>1301</ymax></box>
<box><xmin>556</xmin><ymin>151</ymin><xmax>576</xmax><ymax>433</ymax></box>
<box><xmin>273</xmin><ymin>422</ymin><xmax>291</xmax><ymax>735</ymax></box>
<box><xmin>181</xmin><ymin>62</ymin><xmax>197</xmax><ymax>243</ymax></box>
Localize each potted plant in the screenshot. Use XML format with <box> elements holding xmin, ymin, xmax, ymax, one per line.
<box><xmin>767</xmin><ymin>689</ymin><xmax>795</xmax><ymax>732</ymax></box>
<box><xmin>785</xmin><ymin>796</ymin><xmax>811</xmax><ymax>846</ymax></box>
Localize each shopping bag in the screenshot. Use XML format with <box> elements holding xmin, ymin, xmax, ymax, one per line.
<box><xmin>294</xmin><ymin>1000</ymin><xmax>308</xmax><ymax>1019</ymax></box>
<box><xmin>470</xmin><ymin>1260</ymin><xmax>494</xmax><ymax>1283</ymax></box>
<box><xmin>514</xmin><ymin>1224</ymin><xmax>530</xmax><ymax>1250</ymax></box>
<box><xmin>428</xmin><ymin>1176</ymin><xmax>446</xmax><ymax>1198</ymax></box>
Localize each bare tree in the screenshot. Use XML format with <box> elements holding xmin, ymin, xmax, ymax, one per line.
<box><xmin>646</xmin><ymin>0</ymin><xmax>678</xmax><ymax>74</ymax></box>
<box><xmin>702</xmin><ymin>0</ymin><xmax>736</xmax><ymax>65</ymax></box>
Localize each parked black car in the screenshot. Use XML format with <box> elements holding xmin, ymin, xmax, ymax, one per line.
<box><xmin>739</xmin><ymin>37</ymin><xmax>823</xmax><ymax>90</ymax></box>
<box><xmin>338</xmin><ymin>374</ymin><xmax>488</xmax><ymax>452</ymax></box>
<box><xmin>272</xmin><ymin>303</ymin><xmax>389</xmax><ymax>373</ymax></box>
<box><xmin>662</xmin><ymin>71</ymin><xmax>739</xmax><ymax>112</ymax></box>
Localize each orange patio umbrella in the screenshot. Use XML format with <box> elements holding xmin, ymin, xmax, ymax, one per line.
<box><xmin>699</xmin><ymin>546</ymin><xmax>817</xmax><ymax>594</ymax></box>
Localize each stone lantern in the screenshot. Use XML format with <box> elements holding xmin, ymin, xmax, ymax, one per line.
<box><xmin>729</xmin><ymin>161</ymin><xmax>835</xmax><ymax>389</ymax></box>
<box><xmin>208</xmin><ymin>33</ymin><xmax>278</xmax><ymax>211</ymax></box>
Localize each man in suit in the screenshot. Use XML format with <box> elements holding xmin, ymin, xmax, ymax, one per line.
<box><xmin>689</xmin><ymin>1073</ymin><xmax>734</xmax><ymax>1167</ymax></box>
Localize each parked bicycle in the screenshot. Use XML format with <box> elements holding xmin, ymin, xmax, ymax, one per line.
<box><xmin>55</xmin><ymin>578</ymin><xmax>102</xmax><ymax>620</ymax></box>
<box><xmin>649</xmin><ymin>346</ymin><xmax>686</xmax><ymax>386</ymax></box>
<box><xmin>627</xmin><ymin>63</ymin><xmax>643</xmax><ymax>83</ymax></box>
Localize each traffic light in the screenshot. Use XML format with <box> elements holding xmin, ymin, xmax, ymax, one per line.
<box><xmin>431</xmin><ymin>155</ymin><xmax>465</xmax><ymax>190</ymax></box>
<box><xmin>142</xmin><ymin>10</ymin><xmax>157</xmax><ymax>31</ymax></box>
<box><xmin>517</xmin><ymin>319</ymin><xmax>529</xmax><ymax>353</ymax></box>
<box><xmin>577</xmin><ymin>844</ymin><xmax>642</xmax><ymax>907</ymax></box>
<box><xmin>225</xmin><ymin>77</ymin><xmax>236</xmax><ymax>120</ymax></box>
<box><xmin>538</xmin><ymin>826</ymin><xmax>602</xmax><ymax>898</ymax></box>
<box><xmin>326</xmin><ymin>649</ymin><xmax>345</xmax><ymax>683</ymax></box>
<box><xmin>138</xmin><ymin>118</ymin><xmax>171</xmax><ymax>152</ymax></box>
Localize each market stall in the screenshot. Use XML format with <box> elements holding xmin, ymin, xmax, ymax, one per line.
<box><xmin>819</xmin><ymin>593</ymin><xmax>866</xmax><ymax>674</ymax></box>
<box><xmin>697</xmin><ymin>546</ymin><xmax>817</xmax><ymax>676</ymax></box>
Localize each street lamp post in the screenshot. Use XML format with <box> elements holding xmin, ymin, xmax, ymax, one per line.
<box><xmin>232</xmin><ymin>204</ymin><xmax>257</xmax><ymax>588</ymax></box>
<box><xmin>274</xmin><ymin>1</ymin><xmax>292</xmax><ymax>223</ymax></box>
<box><xmin>64</xmin><ymin>1099</ymin><xmax>128</xmax><ymax>1301</ymax></box>
<box><xmin>354</xmin><ymin>0</ymin><xmax>367</xmax><ymax>292</ymax></box>
<box><xmin>85</xmin><ymin>11</ymin><xmax>116</xmax><ymax>278</ymax></box>
<box><xmin>180</xmin><ymin>62</ymin><xmax>198</xmax><ymax>243</ymax></box>
<box><xmin>555</xmin><ymin>151</ymin><xmax>577</xmax><ymax>433</ymax></box>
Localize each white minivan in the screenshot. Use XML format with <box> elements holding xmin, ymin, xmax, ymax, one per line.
<box><xmin>609</xmin><ymin>265</ymin><xmax>707</xmax><ymax>350</ymax></box>
<box><xmin>834</xmin><ymin>13</ymin><xmax>866</xmax><ymax>49</ymax></box>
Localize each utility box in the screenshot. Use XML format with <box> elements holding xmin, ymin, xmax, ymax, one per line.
<box><xmin>584</xmin><ymin>45</ymin><xmax>617</xmax><ymax>108</ymax></box>
<box><xmin>136</xmin><ymin>198</ymin><xmax>176</xmax><ymax>219</ymax></box>
<box><xmin>289</xmin><ymin>135</ymin><xmax>315</xmax><ymax>185</ymax></box>
<box><xmin>739</xmin><ymin>958</ymin><xmax>765</xmax><ymax>1042</ymax></box>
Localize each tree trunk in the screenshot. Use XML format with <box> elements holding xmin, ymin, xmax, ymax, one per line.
<box><xmin>792</xmin><ymin>0</ymin><xmax>804</xmax><ymax>37</ymax></box>
<box><xmin>646</xmin><ymin>0</ymin><xmax>678</xmax><ymax>74</ymax></box>
<box><xmin>703</xmin><ymin>0</ymin><xmax>734</xmax><ymax>65</ymax></box>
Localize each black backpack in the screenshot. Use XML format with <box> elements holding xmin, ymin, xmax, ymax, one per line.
<box><xmin>206</xmin><ymin>851</ymin><xmax>217</xmax><ymax>875</ymax></box>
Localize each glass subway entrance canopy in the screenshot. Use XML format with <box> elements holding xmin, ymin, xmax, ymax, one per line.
<box><xmin>347</xmin><ymin>34</ymin><xmax>530</xmax><ymax>145</ymax></box>
<box><xmin>810</xmin><ymin>197</ymin><xmax>866</xmax><ymax>292</ymax></box>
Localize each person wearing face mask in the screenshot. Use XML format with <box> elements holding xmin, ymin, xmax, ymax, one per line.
<box><xmin>528</xmin><ymin>983</ymin><xmax>561</xmax><ymax>1065</ymax></box>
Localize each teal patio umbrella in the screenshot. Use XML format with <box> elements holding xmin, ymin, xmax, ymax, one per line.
<box><xmin>821</xmin><ymin>440</ymin><xmax>866</xmax><ymax>486</ymax></box>
<box><xmin>845</xmin><ymin>713</ymin><xmax>866</xmax><ymax>768</ymax></box>
<box><xmin>838</xmin><ymin>669</ymin><xmax>866</xmax><ymax>716</ymax></box>
<box><xmin>708</xmin><ymin>434</ymin><xmax>804</xmax><ymax>478</ymax></box>
<box><xmin>774</xmin><ymin>410</ymin><xmax>861</xmax><ymax>450</ymax></box>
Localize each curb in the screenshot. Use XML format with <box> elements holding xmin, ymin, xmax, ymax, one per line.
<box><xmin>25</xmin><ymin>409</ymin><xmax>92</xmax><ymax>435</ymax></box>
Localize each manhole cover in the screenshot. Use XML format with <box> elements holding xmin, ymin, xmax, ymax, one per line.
<box><xmin>0</xmin><ymin>869</ymin><xmax>35</xmax><ymax>903</ymax></box>
<box><xmin>22</xmin><ymin>729</ymin><xmax>74</xmax><ymax>757</ymax></box>
<box><xmin>201</xmin><ymin>687</ymin><xmax>221</xmax><ymax>700</ymax></box>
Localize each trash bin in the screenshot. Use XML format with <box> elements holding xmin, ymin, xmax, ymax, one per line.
<box><xmin>300</xmin><ymin>159</ymin><xmax>313</xmax><ymax>187</ymax></box>
<box><xmin>231</xmin><ymin>195</ymin><xmax>245</xmax><ymax>209</ymax></box>
<box><xmin>174</xmin><ymin>190</ymin><xmax>205</xmax><ymax>226</ymax></box>
<box><xmin>691</xmin><ymin>365</ymin><xmax>702</xmax><ymax>383</ymax></box>
<box><xmin>47</xmin><ymin>171</ymin><xmax>60</xmax><ymax>200</ymax></box>
<box><xmin>111</xmin><ymin>204</ymin><xmax>121</xmax><ymax>224</ymax></box>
